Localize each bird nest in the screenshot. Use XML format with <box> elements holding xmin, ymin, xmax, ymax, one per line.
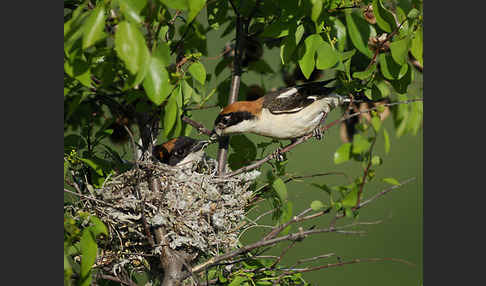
<box><xmin>76</xmin><ymin>157</ymin><xmax>260</xmax><ymax>273</ymax></box>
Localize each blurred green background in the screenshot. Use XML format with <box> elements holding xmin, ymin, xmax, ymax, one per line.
<box><xmin>179</xmin><ymin>12</ymin><xmax>423</xmax><ymax>285</ymax></box>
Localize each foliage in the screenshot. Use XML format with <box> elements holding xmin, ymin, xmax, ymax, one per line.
<box><xmin>64</xmin><ymin>0</ymin><xmax>423</xmax><ymax>285</ymax></box>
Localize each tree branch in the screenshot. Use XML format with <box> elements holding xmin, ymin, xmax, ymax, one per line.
<box><xmin>216</xmin><ymin>0</ymin><xmax>244</xmax><ymax>175</ymax></box>
<box><xmin>181</xmin><ymin>116</ymin><xmax>212</xmax><ymax>136</ymax></box>
<box><xmin>354</xmin><ymin>133</ymin><xmax>377</xmax><ymax>209</ymax></box>
<box><xmin>64</xmin><ymin>188</ymin><xmax>115</xmax><ymax>207</ymax></box>
<box><xmin>191</xmin><ymin>225</ymin><xmax>363</xmax><ymax>275</ymax></box>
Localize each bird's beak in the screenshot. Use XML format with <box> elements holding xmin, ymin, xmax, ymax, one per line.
<box><xmin>191</xmin><ymin>140</ymin><xmax>210</xmax><ymax>152</ymax></box>
<box><xmin>209</xmin><ymin>129</ymin><xmax>221</xmax><ymax>141</ymax></box>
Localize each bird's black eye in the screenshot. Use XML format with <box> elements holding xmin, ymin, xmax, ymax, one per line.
<box><xmin>221</xmin><ymin>115</ymin><xmax>231</xmax><ymax>125</ymax></box>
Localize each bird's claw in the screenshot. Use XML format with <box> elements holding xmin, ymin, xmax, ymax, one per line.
<box><xmin>313</xmin><ymin>127</ymin><xmax>324</xmax><ymax>140</ymax></box>
<box><xmin>271</xmin><ymin>147</ymin><xmax>285</xmax><ymax>162</ymax></box>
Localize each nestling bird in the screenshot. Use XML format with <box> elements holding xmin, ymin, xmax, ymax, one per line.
<box><xmin>211</xmin><ymin>79</ymin><xmax>362</xmax><ymax>141</ymax></box>
<box><xmin>153</xmin><ymin>136</ymin><xmax>209</xmax><ymax>167</ymax></box>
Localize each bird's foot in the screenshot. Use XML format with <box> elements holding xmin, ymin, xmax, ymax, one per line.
<box><xmin>313</xmin><ymin>127</ymin><xmax>324</xmax><ymax>140</ymax></box>
<box><xmin>271</xmin><ymin>147</ymin><xmax>285</xmax><ymax>162</ymax></box>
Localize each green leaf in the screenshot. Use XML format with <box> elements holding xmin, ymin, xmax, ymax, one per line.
<box><xmin>407</xmin><ymin>100</ymin><xmax>423</xmax><ymax>135</ymax></box>
<box><xmin>182</xmin><ymin>79</ymin><xmax>195</xmax><ymax>104</ymax></box>
<box><xmin>374</xmin><ymin>80</ymin><xmax>390</xmax><ymax>98</ymax></box>
<box><xmin>215</xmin><ymin>57</ymin><xmax>231</xmax><ymax>76</ymax></box>
<box><xmin>228</xmin><ymin>275</ymin><xmax>247</xmax><ymax>286</ymax></box>
<box><xmin>334</xmin><ymin>143</ymin><xmax>352</xmax><ymax>164</ymax></box>
<box><xmin>248</xmin><ymin>59</ymin><xmax>274</xmax><ymax>74</ymax></box>
<box><xmin>64</xmin><ymin>5</ymin><xmax>90</xmax><ymax>52</ymax></box>
<box><xmin>390</xmin><ymin>37</ymin><xmax>411</xmax><ymax>65</ymax></box>
<box><xmin>379</xmin><ymin>53</ymin><xmax>407</xmax><ymax>80</ymax></box>
<box><xmin>352</xmin><ymin>134</ymin><xmax>371</xmax><ymax>154</ymax></box>
<box><xmin>272</xmin><ymin>178</ymin><xmax>288</xmax><ymax>202</ymax></box>
<box><xmin>261</xmin><ymin>21</ymin><xmax>290</xmax><ymax>38</ymax></box>
<box><xmin>64</xmin><ymin>160</ymin><xmax>69</xmax><ymax>180</ymax></box>
<box><xmin>298</xmin><ymin>34</ymin><xmax>323</xmax><ymax>79</ymax></box>
<box><xmin>345</xmin><ymin>11</ymin><xmax>375</xmax><ymax>58</ymax></box>
<box><xmin>114</xmin><ymin>21</ymin><xmax>150</xmax><ymax>84</ymax></box>
<box><xmin>228</xmin><ymin>134</ymin><xmax>257</xmax><ymax>170</ymax></box>
<box><xmin>383</xmin><ymin>128</ymin><xmax>391</xmax><ymax>154</ymax></box>
<box><xmin>79</xmin><ymin>229</ymin><xmax>97</xmax><ymax>286</ymax></box>
<box><xmin>64</xmin><ymin>252</ymin><xmax>73</xmax><ymax>286</ymax></box>
<box><xmin>353</xmin><ymin>64</ymin><xmax>376</xmax><ymax>80</ymax></box>
<box><xmin>89</xmin><ymin>216</ymin><xmax>108</xmax><ymax>237</ymax></box>
<box><xmin>64</xmin><ymin>50</ymin><xmax>92</xmax><ymax>87</ymax></box>
<box><xmin>370</xmin><ymin>114</ymin><xmax>382</xmax><ymax>131</ymax></box>
<box><xmin>373</xmin><ymin>0</ymin><xmax>397</xmax><ymax>33</ymax></box>
<box><xmin>279</xmin><ymin>201</ymin><xmax>293</xmax><ymax>234</ymax></box>
<box><xmin>410</xmin><ymin>27</ymin><xmax>423</xmax><ymax>66</ymax></box>
<box><xmin>169</xmin><ymin>108</ymin><xmax>183</xmax><ymax>138</ymax></box>
<box><xmin>310</xmin><ymin>200</ymin><xmax>325</xmax><ymax>211</ymax></box>
<box><xmin>341</xmin><ymin>187</ymin><xmax>358</xmax><ymax>208</ymax></box>
<box><xmin>371</xmin><ymin>155</ymin><xmax>382</xmax><ymax>166</ymax></box>
<box><xmin>143</xmin><ymin>55</ymin><xmax>171</xmax><ymax>105</ymax></box>
<box><xmin>344</xmin><ymin>58</ymin><xmax>352</xmax><ymax>81</ymax></box>
<box><xmin>390</xmin><ymin>63</ymin><xmax>413</xmax><ymax>93</ymax></box>
<box><xmin>280</xmin><ymin>24</ymin><xmax>304</xmax><ymax>64</ymax></box>
<box><xmin>163</xmin><ymin>92</ymin><xmax>179</xmax><ymax>137</ymax></box>
<box><xmin>78</xmin><ymin>158</ymin><xmax>104</xmax><ymax>176</ymax></box>
<box><xmin>407</xmin><ymin>8</ymin><xmax>420</xmax><ymax>20</ymax></box>
<box><xmin>154</xmin><ymin>41</ymin><xmax>171</xmax><ymax>64</ymax></box>
<box><xmin>187</xmin><ymin>0</ymin><xmax>206</xmax><ymax>22</ymax></box>
<box><xmin>311</xmin><ymin>0</ymin><xmax>323</xmax><ymax>24</ymax></box>
<box><xmin>160</xmin><ymin>0</ymin><xmax>189</xmax><ymax>10</ymax></box>
<box><xmin>188</xmin><ymin>61</ymin><xmax>206</xmax><ymax>85</ymax></box>
<box><xmin>118</xmin><ymin>0</ymin><xmax>144</xmax><ymax>24</ymax></box>
<box><xmin>331</xmin><ymin>17</ymin><xmax>347</xmax><ymax>52</ymax></box>
<box><xmin>383</xmin><ymin>177</ymin><xmax>400</xmax><ymax>186</ymax></box>
<box><xmin>82</xmin><ymin>5</ymin><xmax>106</xmax><ymax>49</ymax></box>
<box><xmin>207</xmin><ymin>0</ymin><xmax>228</xmax><ymax>29</ymax></box>
<box><xmin>316</xmin><ymin>41</ymin><xmax>339</xmax><ymax>70</ymax></box>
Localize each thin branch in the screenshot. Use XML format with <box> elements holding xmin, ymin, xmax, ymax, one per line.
<box><xmin>269</xmin><ymin>241</ymin><xmax>297</xmax><ymax>269</ymax></box>
<box><xmin>287</xmin><ymin>257</ymin><xmax>414</xmax><ymax>274</ymax></box>
<box><xmin>222</xmin><ymin>99</ymin><xmax>422</xmax><ymax>177</ymax></box>
<box><xmin>64</xmin><ymin>188</ymin><xmax>115</xmax><ymax>207</ymax></box>
<box><xmin>366</xmin><ymin>17</ymin><xmax>408</xmax><ymax>71</ymax></box>
<box><xmin>253</xmin><ymin>209</ymin><xmax>276</xmax><ymax>222</ymax></box>
<box><xmin>66</xmin><ymin>170</ymin><xmax>83</xmax><ymax>194</ymax></box>
<box><xmin>184</xmin><ymin>104</ymin><xmax>219</xmax><ymax>111</ymax></box>
<box><xmin>354</xmin><ymin>133</ymin><xmax>377</xmax><ymax>209</ymax></box>
<box><xmin>123</xmin><ymin>125</ymin><xmax>140</xmax><ymax>164</ymax></box>
<box><xmin>295</xmin><ymin>253</ymin><xmax>335</xmax><ymax>265</ymax></box>
<box><xmin>187</xmin><ymin>178</ymin><xmax>414</xmax><ymax>280</ymax></box>
<box><xmin>182</xmin><ymin>116</ymin><xmax>213</xmax><ymax>136</ymax></box>
<box><xmin>263</xmin><ymin>208</ymin><xmax>314</xmax><ymax>241</ymax></box>
<box><xmin>408</xmin><ymin>52</ymin><xmax>423</xmax><ymax>72</ymax></box>
<box><xmin>358</xmin><ymin>177</ymin><xmax>416</xmax><ymax>209</ymax></box>
<box><xmin>191</xmin><ymin>225</ymin><xmax>361</xmax><ymax>275</ymax></box>
<box><xmin>98</xmin><ymin>274</ymin><xmax>138</xmax><ymax>286</ymax></box>
<box><xmin>251</xmin><ymin>171</ymin><xmax>351</xmax><ymax>204</ymax></box>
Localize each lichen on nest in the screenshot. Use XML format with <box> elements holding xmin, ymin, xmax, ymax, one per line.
<box><xmin>80</xmin><ymin>157</ymin><xmax>260</xmax><ymax>271</ymax></box>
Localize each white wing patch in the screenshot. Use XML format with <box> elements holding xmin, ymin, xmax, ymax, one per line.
<box><xmin>275</xmin><ymin>87</ymin><xmax>298</xmax><ymax>99</ymax></box>
<box><xmin>270</xmin><ymin>106</ymin><xmax>304</xmax><ymax>114</ymax></box>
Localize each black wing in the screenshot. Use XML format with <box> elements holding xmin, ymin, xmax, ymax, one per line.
<box><xmin>262</xmin><ymin>79</ymin><xmax>336</xmax><ymax>114</ymax></box>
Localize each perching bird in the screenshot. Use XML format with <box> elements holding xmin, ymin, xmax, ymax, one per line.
<box><xmin>153</xmin><ymin>136</ymin><xmax>209</xmax><ymax>167</ymax></box>
<box><xmin>211</xmin><ymin>79</ymin><xmax>363</xmax><ymax>141</ymax></box>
